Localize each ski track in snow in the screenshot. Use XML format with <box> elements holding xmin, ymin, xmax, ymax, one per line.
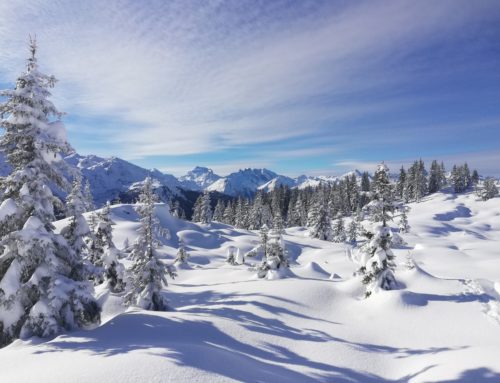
<box><xmin>0</xmin><ymin>191</ymin><xmax>500</xmax><ymax>382</ymax></box>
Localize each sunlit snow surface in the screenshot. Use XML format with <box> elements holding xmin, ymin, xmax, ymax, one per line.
<box><xmin>1</xmin><ymin>191</ymin><xmax>499</xmax><ymax>382</ymax></box>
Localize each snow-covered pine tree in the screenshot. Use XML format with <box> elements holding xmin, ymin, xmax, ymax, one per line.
<box><xmin>226</xmin><ymin>246</ymin><xmax>238</xmax><ymax>265</ymax></box>
<box><xmin>124</xmin><ymin>177</ymin><xmax>176</xmax><ymax>310</ymax></box>
<box><xmin>332</xmin><ymin>217</ymin><xmax>346</xmax><ymax>243</ymax></box>
<box><xmin>428</xmin><ymin>160</ymin><xmax>442</xmax><ymax>194</ymax></box>
<box><xmin>480</xmin><ymin>178</ymin><xmax>499</xmax><ymax>201</ymax></box>
<box><xmin>175</xmin><ymin>240</ymin><xmax>189</xmax><ymax>264</ymax></box>
<box><xmin>249</xmin><ymin>191</ymin><xmax>272</xmax><ymax>230</ymax></box>
<box><xmin>192</xmin><ymin>191</ymin><xmax>212</xmax><ymax>224</ymax></box>
<box><xmin>361</xmin><ymin>172</ymin><xmax>371</xmax><ymax>192</ymax></box>
<box><xmin>288</xmin><ymin>196</ymin><xmax>307</xmax><ymax>227</ymax></box>
<box><xmin>272</xmin><ymin>211</ymin><xmax>285</xmax><ymax>234</ymax></box>
<box><xmin>83</xmin><ymin>179</ymin><xmax>94</xmax><ymax>212</ymax></box>
<box><xmin>307</xmin><ymin>191</ymin><xmax>332</xmax><ymax>240</ymax></box>
<box><xmin>235</xmin><ymin>197</ymin><xmax>248</xmax><ymax>228</ymax></box>
<box><xmin>170</xmin><ymin>200</ymin><xmax>183</xmax><ymax>219</ymax></box>
<box><xmin>256</xmin><ymin>227</ymin><xmax>289</xmax><ymax>278</ymax></box>
<box><xmin>222</xmin><ymin>200</ymin><xmax>234</xmax><ymax>225</ymax></box>
<box><xmin>357</xmin><ymin>225</ymin><xmax>397</xmax><ymax>298</ymax></box>
<box><xmin>89</xmin><ymin>202</ymin><xmax>125</xmax><ymax>292</ymax></box>
<box><xmin>259</xmin><ymin>224</ymin><xmax>269</xmax><ymax>258</ymax></box>
<box><xmin>61</xmin><ymin>173</ymin><xmax>91</xmax><ymax>270</ymax></box>
<box><xmin>398</xmin><ymin>208</ymin><xmax>410</xmax><ymax>233</ymax></box>
<box><xmin>367</xmin><ymin>163</ymin><xmax>395</xmax><ymax>225</ymax></box>
<box><xmin>471</xmin><ymin>169</ymin><xmax>480</xmax><ymax>186</ymax></box>
<box><xmin>396</xmin><ymin>166</ymin><xmax>406</xmax><ymax>199</ymax></box>
<box><xmin>212</xmin><ymin>199</ymin><xmax>225</xmax><ymax>222</ymax></box>
<box><xmin>0</xmin><ymin>39</ymin><xmax>100</xmax><ymax>345</ymax></box>
<box><xmin>404</xmin><ymin>251</ymin><xmax>416</xmax><ymax>270</ymax></box>
<box><xmin>357</xmin><ymin>163</ymin><xmax>398</xmax><ymax>297</ymax></box>
<box><xmin>348</xmin><ymin>219</ymin><xmax>358</xmax><ymax>244</ymax></box>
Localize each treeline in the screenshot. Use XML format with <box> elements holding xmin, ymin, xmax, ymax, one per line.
<box><xmin>191</xmin><ymin>159</ymin><xmax>482</xmax><ymax>230</ymax></box>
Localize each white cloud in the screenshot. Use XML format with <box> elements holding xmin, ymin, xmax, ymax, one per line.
<box><xmin>0</xmin><ymin>1</ymin><xmax>498</xmax><ymax>163</ymax></box>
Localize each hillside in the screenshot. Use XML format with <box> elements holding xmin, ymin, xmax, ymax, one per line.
<box><xmin>0</xmin><ymin>190</ymin><xmax>499</xmax><ymax>382</ymax></box>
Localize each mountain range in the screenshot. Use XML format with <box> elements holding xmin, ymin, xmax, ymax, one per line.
<box><xmin>0</xmin><ymin>151</ymin><xmax>361</xmax><ymax>204</ymax></box>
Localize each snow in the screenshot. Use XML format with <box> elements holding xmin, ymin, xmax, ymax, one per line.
<box><xmin>1</xmin><ymin>191</ymin><xmax>500</xmax><ymax>382</ymax></box>
<box><xmin>0</xmin><ymin>198</ymin><xmax>18</xmax><ymax>221</ymax></box>
<box><xmin>179</xmin><ymin>166</ymin><xmax>221</xmax><ymax>191</ymax></box>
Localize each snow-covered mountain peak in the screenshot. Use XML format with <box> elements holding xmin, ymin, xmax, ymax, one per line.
<box><xmin>179</xmin><ymin>166</ymin><xmax>221</xmax><ymax>191</ymax></box>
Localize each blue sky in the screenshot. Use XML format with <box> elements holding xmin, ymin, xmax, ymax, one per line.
<box><xmin>1</xmin><ymin>0</ymin><xmax>500</xmax><ymax>176</ymax></box>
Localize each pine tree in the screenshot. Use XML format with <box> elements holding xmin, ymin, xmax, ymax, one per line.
<box><xmin>83</xmin><ymin>179</ymin><xmax>94</xmax><ymax>212</ymax></box>
<box><xmin>272</xmin><ymin>211</ymin><xmax>285</xmax><ymax>234</ymax></box>
<box><xmin>61</xmin><ymin>174</ymin><xmax>91</xmax><ymax>273</ymax></box>
<box><xmin>307</xmin><ymin>195</ymin><xmax>332</xmax><ymax>241</ymax></box>
<box><xmin>361</xmin><ymin>172</ymin><xmax>371</xmax><ymax>192</ymax></box>
<box><xmin>332</xmin><ymin>218</ymin><xmax>346</xmax><ymax>243</ymax></box>
<box><xmin>256</xmin><ymin>228</ymin><xmax>288</xmax><ymax>278</ymax></box>
<box><xmin>226</xmin><ymin>246</ymin><xmax>239</xmax><ymax>265</ymax></box>
<box><xmin>428</xmin><ymin>160</ymin><xmax>441</xmax><ymax>194</ymax></box>
<box><xmin>192</xmin><ymin>191</ymin><xmax>212</xmax><ymax>224</ymax></box>
<box><xmin>212</xmin><ymin>199</ymin><xmax>225</xmax><ymax>222</ymax></box>
<box><xmin>348</xmin><ymin>219</ymin><xmax>358</xmax><ymax>244</ymax></box>
<box><xmin>357</xmin><ymin>163</ymin><xmax>399</xmax><ymax>297</ymax></box>
<box><xmin>480</xmin><ymin>179</ymin><xmax>499</xmax><ymax>201</ymax></box>
<box><xmin>288</xmin><ymin>196</ymin><xmax>307</xmax><ymax>227</ymax></box>
<box><xmin>170</xmin><ymin>200</ymin><xmax>183</xmax><ymax>219</ymax></box>
<box><xmin>259</xmin><ymin>224</ymin><xmax>270</xmax><ymax>258</ymax></box>
<box><xmin>234</xmin><ymin>197</ymin><xmax>248</xmax><ymax>228</ymax></box>
<box><xmin>357</xmin><ymin>226</ymin><xmax>397</xmax><ymax>297</ymax></box>
<box><xmin>471</xmin><ymin>169</ymin><xmax>480</xmax><ymax>186</ymax></box>
<box><xmin>368</xmin><ymin>163</ymin><xmax>395</xmax><ymax>225</ymax></box>
<box><xmin>398</xmin><ymin>208</ymin><xmax>410</xmax><ymax>233</ymax></box>
<box><xmin>404</xmin><ymin>252</ymin><xmax>416</xmax><ymax>270</ymax></box>
<box><xmin>223</xmin><ymin>201</ymin><xmax>234</xmax><ymax>225</ymax></box>
<box><xmin>89</xmin><ymin>202</ymin><xmax>125</xmax><ymax>292</ymax></box>
<box><xmin>175</xmin><ymin>240</ymin><xmax>189</xmax><ymax>264</ymax></box>
<box><xmin>124</xmin><ymin>177</ymin><xmax>176</xmax><ymax>310</ymax></box>
<box><xmin>396</xmin><ymin>166</ymin><xmax>406</xmax><ymax>199</ymax></box>
<box><xmin>0</xmin><ymin>39</ymin><xmax>100</xmax><ymax>345</ymax></box>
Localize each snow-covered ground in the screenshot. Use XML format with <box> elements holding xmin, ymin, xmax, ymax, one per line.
<box><xmin>0</xmin><ymin>191</ymin><xmax>499</xmax><ymax>382</ymax></box>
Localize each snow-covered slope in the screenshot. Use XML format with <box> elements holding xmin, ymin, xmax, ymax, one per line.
<box><xmin>1</xmin><ymin>190</ymin><xmax>499</xmax><ymax>382</ymax></box>
<box><xmin>178</xmin><ymin>166</ymin><xmax>221</xmax><ymax>191</ymax></box>
<box><xmin>257</xmin><ymin>174</ymin><xmax>296</xmax><ymax>192</ymax></box>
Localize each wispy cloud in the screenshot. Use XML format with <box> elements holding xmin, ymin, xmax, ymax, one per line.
<box><xmin>0</xmin><ymin>1</ymin><xmax>499</xmax><ymax>175</ymax></box>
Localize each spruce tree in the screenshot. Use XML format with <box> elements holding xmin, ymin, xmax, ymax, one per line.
<box><xmin>192</xmin><ymin>191</ymin><xmax>212</xmax><ymax>224</ymax></box>
<box><xmin>348</xmin><ymin>219</ymin><xmax>358</xmax><ymax>244</ymax></box>
<box><xmin>480</xmin><ymin>179</ymin><xmax>499</xmax><ymax>201</ymax></box>
<box><xmin>357</xmin><ymin>226</ymin><xmax>397</xmax><ymax>298</ymax></box>
<box><xmin>0</xmin><ymin>39</ymin><xmax>99</xmax><ymax>345</ymax></box>
<box><xmin>212</xmin><ymin>199</ymin><xmax>225</xmax><ymax>222</ymax></box>
<box><xmin>83</xmin><ymin>179</ymin><xmax>94</xmax><ymax>212</ymax></box>
<box><xmin>398</xmin><ymin>208</ymin><xmax>410</xmax><ymax>233</ymax></box>
<box><xmin>307</xmin><ymin>196</ymin><xmax>332</xmax><ymax>241</ymax></box>
<box><xmin>368</xmin><ymin>163</ymin><xmax>395</xmax><ymax>225</ymax></box>
<box><xmin>175</xmin><ymin>240</ymin><xmax>189</xmax><ymax>264</ymax></box>
<box><xmin>396</xmin><ymin>166</ymin><xmax>406</xmax><ymax>199</ymax></box>
<box><xmin>89</xmin><ymin>202</ymin><xmax>125</xmax><ymax>292</ymax></box>
<box><xmin>124</xmin><ymin>177</ymin><xmax>176</xmax><ymax>310</ymax></box>
<box><xmin>357</xmin><ymin>163</ymin><xmax>399</xmax><ymax>297</ymax></box>
<box><xmin>61</xmin><ymin>173</ymin><xmax>91</xmax><ymax>274</ymax></box>
<box><xmin>428</xmin><ymin>160</ymin><xmax>441</xmax><ymax>194</ymax></box>
<box><xmin>257</xmin><ymin>228</ymin><xmax>288</xmax><ymax>278</ymax></box>
<box><xmin>332</xmin><ymin>217</ymin><xmax>346</xmax><ymax>243</ymax></box>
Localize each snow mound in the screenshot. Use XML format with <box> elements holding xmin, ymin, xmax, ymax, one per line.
<box><xmin>295</xmin><ymin>261</ymin><xmax>331</xmax><ymax>279</ymax></box>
